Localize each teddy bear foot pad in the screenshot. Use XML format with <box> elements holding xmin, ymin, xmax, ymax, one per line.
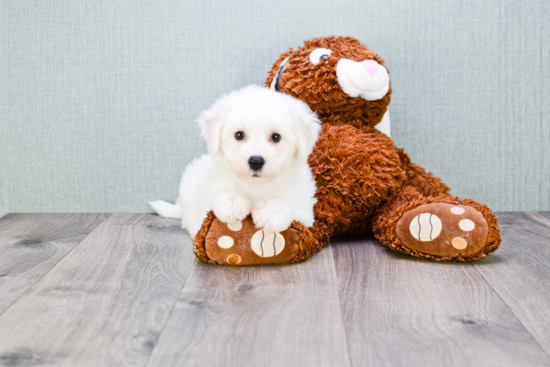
<box><xmin>203</xmin><ymin>216</ymin><xmax>301</xmax><ymax>265</ymax></box>
<box><xmin>396</xmin><ymin>203</ymin><xmax>489</xmax><ymax>259</ymax></box>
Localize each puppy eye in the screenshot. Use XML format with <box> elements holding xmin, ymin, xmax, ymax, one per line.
<box><xmin>309</xmin><ymin>48</ymin><xmax>333</xmax><ymax>64</ymax></box>
<box><xmin>235</xmin><ymin>131</ymin><xmax>245</xmax><ymax>140</ymax></box>
<box><xmin>271</xmin><ymin>133</ymin><xmax>281</xmax><ymax>143</ymax></box>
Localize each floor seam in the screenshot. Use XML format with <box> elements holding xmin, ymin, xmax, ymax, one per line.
<box><xmin>0</xmin><ymin>213</ymin><xmax>112</xmax><ymax>318</ymax></box>
<box><xmin>144</xmin><ymin>257</ymin><xmax>200</xmax><ymax>367</ymax></box>
<box><xmin>328</xmin><ymin>242</ymin><xmax>355</xmax><ymax>367</ymax></box>
<box><xmin>472</xmin><ymin>263</ymin><xmax>550</xmax><ymax>361</ymax></box>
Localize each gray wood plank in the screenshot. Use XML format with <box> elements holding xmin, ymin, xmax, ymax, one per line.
<box><xmin>0</xmin><ymin>213</ymin><xmax>196</xmax><ymax>367</ymax></box>
<box><xmin>473</xmin><ymin>212</ymin><xmax>550</xmax><ymax>356</ymax></box>
<box><xmin>0</xmin><ymin>213</ymin><xmax>109</xmax><ymax>314</ymax></box>
<box><xmin>147</xmin><ymin>244</ymin><xmax>351</xmax><ymax>367</ymax></box>
<box><xmin>332</xmin><ymin>234</ymin><xmax>550</xmax><ymax>367</ymax></box>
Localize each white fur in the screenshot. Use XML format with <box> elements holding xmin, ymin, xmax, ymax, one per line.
<box><xmin>150</xmin><ymin>85</ymin><xmax>321</xmax><ymax>237</ymax></box>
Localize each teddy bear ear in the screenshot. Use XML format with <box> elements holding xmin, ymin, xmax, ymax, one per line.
<box><xmin>197</xmin><ymin>98</ymin><xmax>226</xmax><ymax>155</ymax></box>
<box><xmin>270</xmin><ymin>57</ymin><xmax>289</xmax><ymax>91</ymax></box>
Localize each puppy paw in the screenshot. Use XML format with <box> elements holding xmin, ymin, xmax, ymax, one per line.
<box><xmin>252</xmin><ymin>206</ymin><xmax>293</xmax><ymax>233</ymax></box>
<box><xmin>213</xmin><ymin>194</ymin><xmax>252</xmax><ymax>224</ymax></box>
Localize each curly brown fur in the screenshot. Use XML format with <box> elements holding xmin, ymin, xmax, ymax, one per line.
<box><xmin>193</xmin><ymin>211</ymin><xmax>217</xmax><ymax>263</ymax></box>
<box><xmin>309</xmin><ymin>124</ymin><xmax>407</xmax><ymax>239</ymax></box>
<box><xmin>289</xmin><ymin>220</ymin><xmax>323</xmax><ymax>263</ymax></box>
<box><xmin>396</xmin><ymin>149</ymin><xmax>451</xmax><ymax>197</ymax></box>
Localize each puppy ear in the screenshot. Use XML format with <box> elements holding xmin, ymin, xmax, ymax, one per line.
<box><xmin>197</xmin><ymin>98</ymin><xmax>226</xmax><ymax>155</ymax></box>
<box><xmin>293</xmin><ymin>99</ymin><xmax>321</xmax><ymax>160</ymax></box>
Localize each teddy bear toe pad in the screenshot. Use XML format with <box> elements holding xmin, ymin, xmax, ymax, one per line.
<box><xmin>204</xmin><ymin>216</ymin><xmax>300</xmax><ymax>265</ymax></box>
<box><xmin>396</xmin><ymin>203</ymin><xmax>489</xmax><ymax>258</ymax></box>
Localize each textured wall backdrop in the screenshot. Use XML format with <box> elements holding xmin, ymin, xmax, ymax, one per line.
<box><xmin>1</xmin><ymin>0</ymin><xmax>549</xmax><ymax>217</ymax></box>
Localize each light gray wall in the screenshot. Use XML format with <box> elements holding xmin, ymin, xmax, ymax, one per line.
<box><xmin>1</xmin><ymin>0</ymin><xmax>549</xmax><ymax>217</ymax></box>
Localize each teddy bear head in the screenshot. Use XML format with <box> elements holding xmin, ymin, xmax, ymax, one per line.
<box><xmin>265</xmin><ymin>36</ymin><xmax>391</xmax><ymax>128</ymax></box>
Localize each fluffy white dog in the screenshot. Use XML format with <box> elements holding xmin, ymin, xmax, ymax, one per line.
<box><xmin>150</xmin><ymin>85</ymin><xmax>321</xmax><ymax>237</ymax></box>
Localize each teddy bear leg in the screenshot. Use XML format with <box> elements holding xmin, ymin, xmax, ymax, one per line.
<box><xmin>192</xmin><ymin>211</ymin><xmax>322</xmax><ymax>265</ymax></box>
<box><xmin>373</xmin><ymin>186</ymin><xmax>501</xmax><ymax>261</ymax></box>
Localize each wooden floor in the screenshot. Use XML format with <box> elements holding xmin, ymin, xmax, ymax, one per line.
<box><xmin>0</xmin><ymin>213</ymin><xmax>549</xmax><ymax>367</ymax></box>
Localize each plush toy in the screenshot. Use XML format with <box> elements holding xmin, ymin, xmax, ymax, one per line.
<box><xmin>193</xmin><ymin>36</ymin><xmax>501</xmax><ymax>265</ymax></box>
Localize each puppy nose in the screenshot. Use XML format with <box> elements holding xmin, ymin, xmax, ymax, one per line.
<box><xmin>362</xmin><ymin>60</ymin><xmax>379</xmax><ymax>76</ymax></box>
<box><xmin>248</xmin><ymin>156</ymin><xmax>265</xmax><ymax>171</ymax></box>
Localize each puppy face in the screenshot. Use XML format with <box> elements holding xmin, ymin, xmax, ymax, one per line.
<box><xmin>198</xmin><ymin>85</ymin><xmax>320</xmax><ymax>185</ymax></box>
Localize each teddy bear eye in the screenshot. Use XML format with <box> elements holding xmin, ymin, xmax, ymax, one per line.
<box><xmin>309</xmin><ymin>48</ymin><xmax>333</xmax><ymax>64</ymax></box>
<box><xmin>271</xmin><ymin>133</ymin><xmax>281</xmax><ymax>143</ymax></box>
<box><xmin>235</xmin><ymin>131</ymin><xmax>245</xmax><ymax>140</ymax></box>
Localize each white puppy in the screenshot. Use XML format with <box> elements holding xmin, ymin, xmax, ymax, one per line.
<box><xmin>150</xmin><ymin>85</ymin><xmax>321</xmax><ymax>237</ymax></box>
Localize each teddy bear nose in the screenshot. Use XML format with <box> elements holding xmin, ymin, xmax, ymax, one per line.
<box><xmin>248</xmin><ymin>156</ymin><xmax>265</xmax><ymax>171</ymax></box>
<box><xmin>362</xmin><ymin>60</ymin><xmax>380</xmax><ymax>76</ymax></box>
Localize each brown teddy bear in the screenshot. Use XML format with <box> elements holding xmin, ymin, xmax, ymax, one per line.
<box><xmin>193</xmin><ymin>36</ymin><xmax>501</xmax><ymax>265</ymax></box>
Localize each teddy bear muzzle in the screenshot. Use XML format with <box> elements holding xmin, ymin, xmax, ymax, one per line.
<box><xmin>336</xmin><ymin>58</ymin><xmax>390</xmax><ymax>101</ymax></box>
